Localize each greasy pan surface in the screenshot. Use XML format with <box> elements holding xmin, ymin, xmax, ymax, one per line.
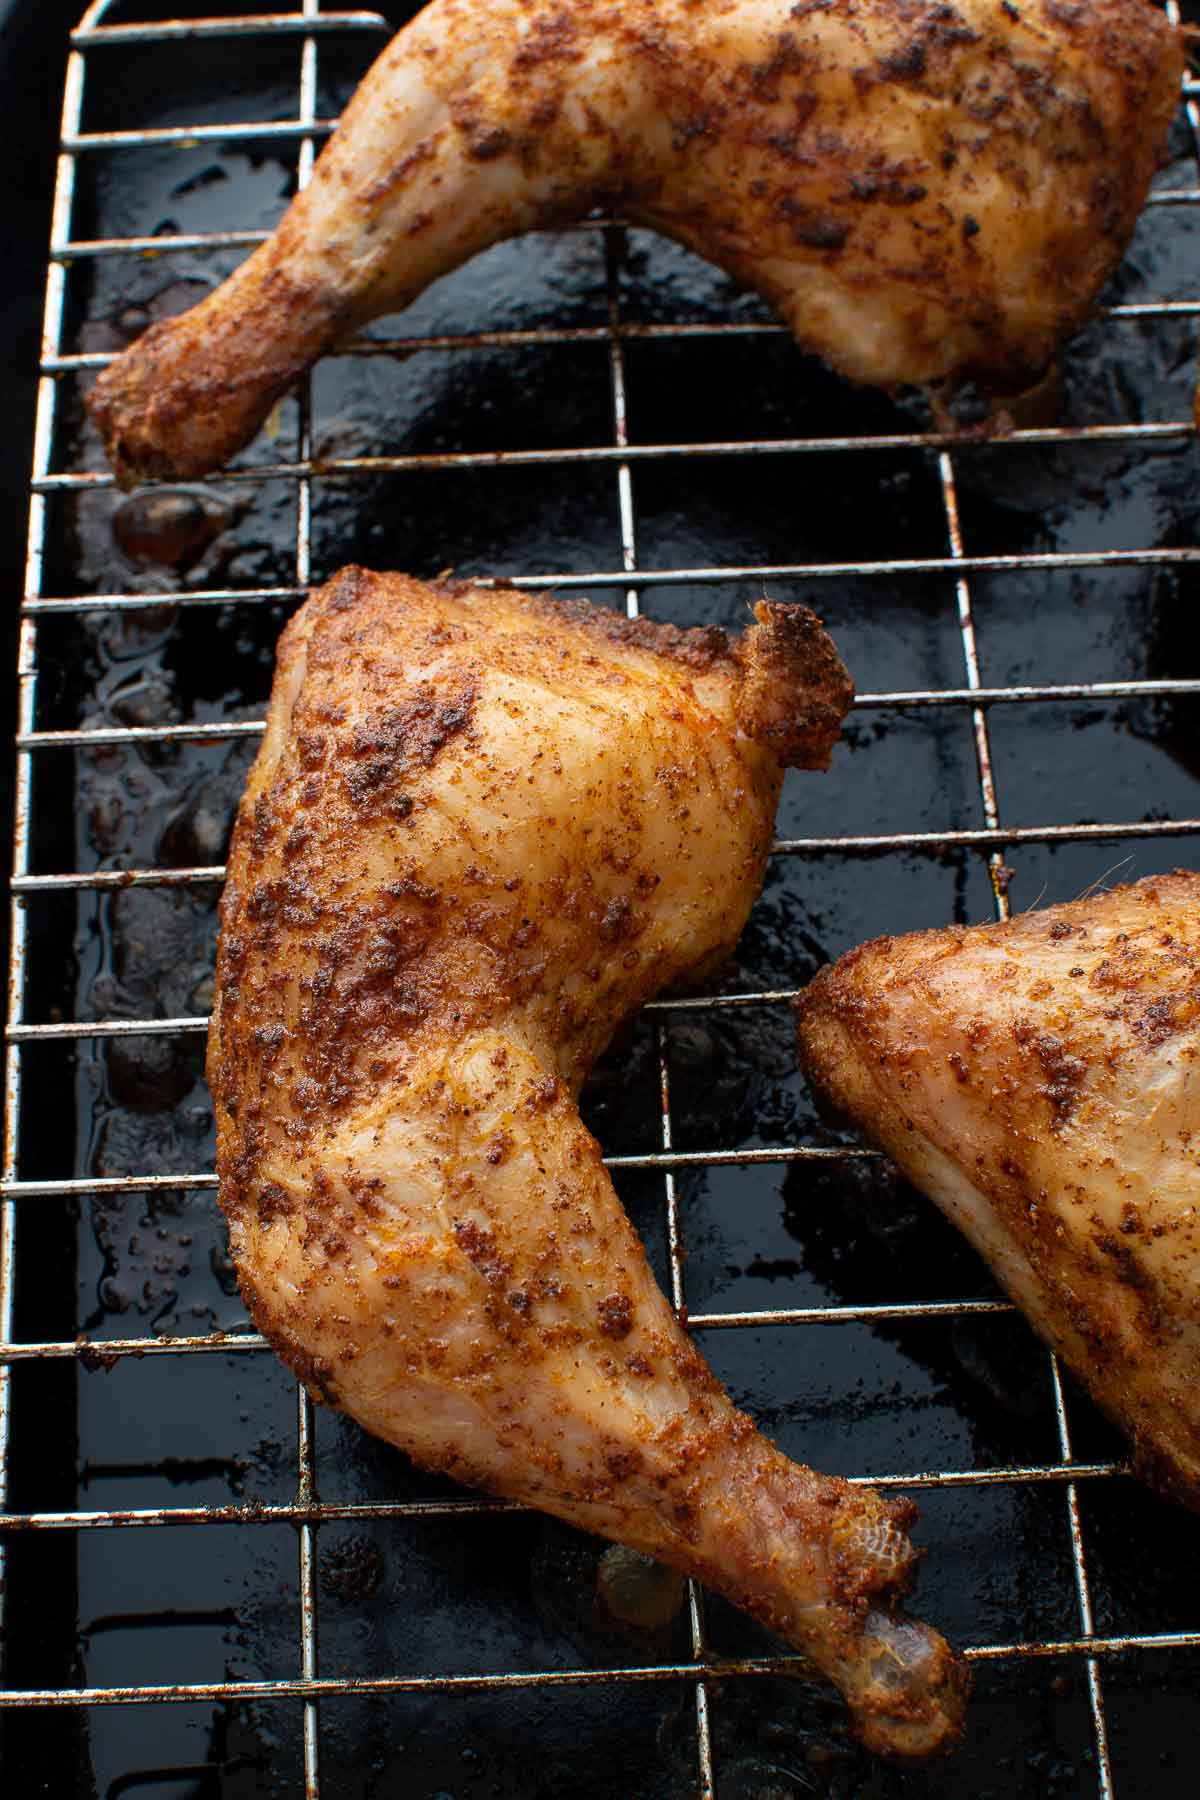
<box><xmin>4</xmin><ymin>2</ymin><xmax>1200</xmax><ymax>1796</ymax></box>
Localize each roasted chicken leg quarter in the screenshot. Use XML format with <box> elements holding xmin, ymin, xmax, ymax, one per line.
<box><xmin>795</xmin><ymin>873</ymin><xmax>1200</xmax><ymax>1510</ymax></box>
<box><xmin>90</xmin><ymin>0</ymin><xmax>1182</xmax><ymax>485</ymax></box>
<box><xmin>208</xmin><ymin>568</ymin><xmax>970</xmax><ymax>1757</ymax></box>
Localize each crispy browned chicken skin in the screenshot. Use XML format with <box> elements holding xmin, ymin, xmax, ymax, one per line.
<box><xmin>796</xmin><ymin>872</ymin><xmax>1200</xmax><ymax>1510</ymax></box>
<box><xmin>208</xmin><ymin>569</ymin><xmax>970</xmax><ymax>1757</ymax></box>
<box><xmin>90</xmin><ymin>0</ymin><xmax>1182</xmax><ymax>486</ymax></box>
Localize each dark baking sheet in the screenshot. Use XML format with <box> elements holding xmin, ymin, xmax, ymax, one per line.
<box><xmin>5</xmin><ymin>3</ymin><xmax>1200</xmax><ymax>1795</ymax></box>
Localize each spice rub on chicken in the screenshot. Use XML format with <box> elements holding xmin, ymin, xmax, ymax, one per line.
<box><xmin>90</xmin><ymin>0</ymin><xmax>1182</xmax><ymax>486</ymax></box>
<box><xmin>208</xmin><ymin>568</ymin><xmax>969</xmax><ymax>1758</ymax></box>
<box><xmin>796</xmin><ymin>872</ymin><xmax>1200</xmax><ymax>1511</ymax></box>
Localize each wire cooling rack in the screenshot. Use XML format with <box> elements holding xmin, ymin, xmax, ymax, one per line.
<box><xmin>4</xmin><ymin>4</ymin><xmax>1200</xmax><ymax>1797</ymax></box>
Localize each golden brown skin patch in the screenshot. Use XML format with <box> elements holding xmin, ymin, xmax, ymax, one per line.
<box><xmin>209</xmin><ymin>568</ymin><xmax>969</xmax><ymax>1757</ymax></box>
<box><xmin>88</xmin><ymin>0</ymin><xmax>1182</xmax><ymax>486</ymax></box>
<box><xmin>795</xmin><ymin>871</ymin><xmax>1200</xmax><ymax>1512</ymax></box>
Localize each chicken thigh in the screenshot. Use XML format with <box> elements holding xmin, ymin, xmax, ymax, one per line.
<box><xmin>208</xmin><ymin>568</ymin><xmax>970</xmax><ymax>1757</ymax></box>
<box><xmin>795</xmin><ymin>871</ymin><xmax>1200</xmax><ymax>1509</ymax></box>
<box><xmin>89</xmin><ymin>0</ymin><xmax>1181</xmax><ymax>486</ymax></box>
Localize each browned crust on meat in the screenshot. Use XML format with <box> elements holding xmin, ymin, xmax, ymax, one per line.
<box><xmin>444</xmin><ymin>575</ymin><xmax>743</xmax><ymax>675</ymax></box>
<box><xmin>86</xmin><ymin>0</ymin><xmax>1183</xmax><ymax>486</ymax></box>
<box><xmin>88</xmin><ymin>268</ymin><xmax>356</xmax><ymax>489</ymax></box>
<box><xmin>738</xmin><ymin>597</ymin><xmax>857</xmax><ymax>769</ymax></box>
<box><xmin>796</xmin><ymin>871</ymin><xmax>1200</xmax><ymax>1511</ymax></box>
<box><xmin>204</xmin><ymin>565</ymin><xmax>977</xmax><ymax>1758</ymax></box>
<box><xmin>211</xmin><ymin>565</ymin><xmax>850</xmax><ymax>1210</ymax></box>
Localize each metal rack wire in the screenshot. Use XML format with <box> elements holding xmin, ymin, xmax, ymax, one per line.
<box><xmin>3</xmin><ymin>3</ymin><xmax>1200</xmax><ymax>1796</ymax></box>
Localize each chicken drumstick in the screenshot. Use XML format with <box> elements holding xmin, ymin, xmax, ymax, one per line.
<box><xmin>208</xmin><ymin>569</ymin><xmax>969</xmax><ymax>1757</ymax></box>
<box><xmin>90</xmin><ymin>0</ymin><xmax>1182</xmax><ymax>486</ymax></box>
<box><xmin>796</xmin><ymin>872</ymin><xmax>1200</xmax><ymax>1510</ymax></box>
